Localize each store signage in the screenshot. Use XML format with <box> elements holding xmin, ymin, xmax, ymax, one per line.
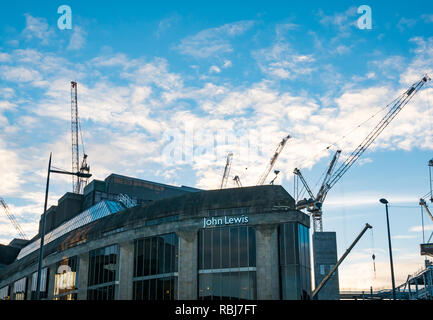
<box><xmin>203</xmin><ymin>215</ymin><xmax>249</xmax><ymax>228</ymax></box>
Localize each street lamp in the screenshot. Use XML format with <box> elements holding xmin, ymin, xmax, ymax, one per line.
<box><xmin>35</xmin><ymin>153</ymin><xmax>92</xmax><ymax>300</ymax></box>
<box><xmin>379</xmin><ymin>198</ymin><xmax>396</xmax><ymax>300</ymax></box>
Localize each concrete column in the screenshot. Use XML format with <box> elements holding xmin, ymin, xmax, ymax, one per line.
<box><xmin>47</xmin><ymin>265</ymin><xmax>56</xmax><ymax>300</ymax></box>
<box><xmin>313</xmin><ymin>232</ymin><xmax>339</xmax><ymax>300</ymax></box>
<box><xmin>26</xmin><ymin>275</ymin><xmax>32</xmax><ymax>300</ymax></box>
<box><xmin>255</xmin><ymin>224</ymin><xmax>280</xmax><ymax>300</ymax></box>
<box><xmin>77</xmin><ymin>253</ymin><xmax>89</xmax><ymax>300</ymax></box>
<box><xmin>177</xmin><ymin>230</ymin><xmax>198</xmax><ymax>300</ymax></box>
<box><xmin>117</xmin><ymin>241</ymin><xmax>134</xmax><ymax>300</ymax></box>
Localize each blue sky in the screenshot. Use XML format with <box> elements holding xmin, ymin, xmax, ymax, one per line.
<box><xmin>0</xmin><ymin>0</ymin><xmax>433</xmax><ymax>290</ymax></box>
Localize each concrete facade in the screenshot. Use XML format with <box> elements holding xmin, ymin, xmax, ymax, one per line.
<box><xmin>313</xmin><ymin>232</ymin><xmax>340</xmax><ymax>300</ymax></box>
<box><xmin>0</xmin><ymin>185</ymin><xmax>311</xmax><ymax>300</ymax></box>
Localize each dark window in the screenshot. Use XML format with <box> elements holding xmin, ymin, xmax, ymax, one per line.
<box><xmin>133</xmin><ymin>233</ymin><xmax>178</xmax><ymax>300</ymax></box>
<box><xmin>87</xmin><ymin>244</ymin><xmax>119</xmax><ymax>300</ymax></box>
<box><xmin>198</xmin><ymin>226</ymin><xmax>257</xmax><ymax>300</ymax></box>
<box><xmin>279</xmin><ymin>223</ymin><xmax>311</xmax><ymax>300</ymax></box>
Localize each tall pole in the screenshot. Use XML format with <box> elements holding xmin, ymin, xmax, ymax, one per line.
<box><xmin>36</xmin><ymin>153</ymin><xmax>52</xmax><ymax>300</ymax></box>
<box><xmin>384</xmin><ymin>202</ymin><xmax>396</xmax><ymax>300</ymax></box>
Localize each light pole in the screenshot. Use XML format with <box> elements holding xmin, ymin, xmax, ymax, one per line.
<box><xmin>35</xmin><ymin>153</ymin><xmax>91</xmax><ymax>300</ymax></box>
<box><xmin>379</xmin><ymin>198</ymin><xmax>396</xmax><ymax>300</ymax></box>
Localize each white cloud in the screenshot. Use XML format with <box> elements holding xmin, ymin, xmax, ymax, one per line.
<box><xmin>175</xmin><ymin>20</ymin><xmax>255</xmax><ymax>58</ymax></box>
<box><xmin>317</xmin><ymin>6</ymin><xmax>358</xmax><ymax>35</ymax></box>
<box><xmin>22</xmin><ymin>14</ymin><xmax>54</xmax><ymax>44</ymax></box>
<box><xmin>209</xmin><ymin>65</ymin><xmax>221</xmax><ymax>74</ymax></box>
<box><xmin>67</xmin><ymin>26</ymin><xmax>87</xmax><ymax>50</ymax></box>
<box><xmin>0</xmin><ymin>66</ymin><xmax>42</xmax><ymax>82</ymax></box>
<box><xmin>254</xmin><ymin>42</ymin><xmax>315</xmax><ymax>80</ymax></box>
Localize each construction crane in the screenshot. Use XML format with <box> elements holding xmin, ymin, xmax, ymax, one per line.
<box><xmin>220</xmin><ymin>152</ymin><xmax>233</xmax><ymax>189</ymax></box>
<box><xmin>71</xmin><ymin>81</ymin><xmax>90</xmax><ymax>194</ymax></box>
<box><xmin>233</xmin><ymin>175</ymin><xmax>242</xmax><ymax>187</ymax></box>
<box><xmin>419</xmin><ymin>198</ymin><xmax>433</xmax><ymax>256</ymax></box>
<box><xmin>312</xmin><ymin>223</ymin><xmax>372</xmax><ymax>299</ymax></box>
<box><xmin>429</xmin><ymin>159</ymin><xmax>433</xmax><ymax>203</ymax></box>
<box><xmin>295</xmin><ymin>74</ymin><xmax>431</xmax><ymax>232</ymax></box>
<box><xmin>420</xmin><ymin>198</ymin><xmax>433</xmax><ymax>222</ymax></box>
<box><xmin>0</xmin><ymin>196</ymin><xmax>28</xmax><ymax>240</ymax></box>
<box><xmin>257</xmin><ymin>134</ymin><xmax>291</xmax><ymax>185</ymax></box>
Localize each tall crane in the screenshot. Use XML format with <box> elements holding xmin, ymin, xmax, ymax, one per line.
<box><xmin>71</xmin><ymin>81</ymin><xmax>90</xmax><ymax>194</ymax></box>
<box><xmin>429</xmin><ymin>158</ymin><xmax>433</xmax><ymax>203</ymax></box>
<box><xmin>220</xmin><ymin>152</ymin><xmax>233</xmax><ymax>189</ymax></box>
<box><xmin>257</xmin><ymin>134</ymin><xmax>291</xmax><ymax>185</ymax></box>
<box><xmin>0</xmin><ymin>196</ymin><xmax>28</xmax><ymax>240</ymax></box>
<box><xmin>295</xmin><ymin>74</ymin><xmax>431</xmax><ymax>232</ymax></box>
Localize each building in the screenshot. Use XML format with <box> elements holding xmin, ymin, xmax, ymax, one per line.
<box><xmin>0</xmin><ymin>174</ymin><xmax>312</xmax><ymax>300</ymax></box>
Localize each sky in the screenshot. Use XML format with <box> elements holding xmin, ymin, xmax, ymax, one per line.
<box><xmin>0</xmin><ymin>0</ymin><xmax>433</xmax><ymax>291</ymax></box>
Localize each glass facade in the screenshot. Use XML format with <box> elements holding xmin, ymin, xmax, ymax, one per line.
<box><xmin>198</xmin><ymin>226</ymin><xmax>257</xmax><ymax>300</ymax></box>
<box><xmin>30</xmin><ymin>267</ymin><xmax>49</xmax><ymax>299</ymax></box>
<box><xmin>279</xmin><ymin>223</ymin><xmax>311</xmax><ymax>300</ymax></box>
<box><xmin>54</xmin><ymin>256</ymin><xmax>79</xmax><ymax>300</ymax></box>
<box><xmin>87</xmin><ymin>244</ymin><xmax>119</xmax><ymax>300</ymax></box>
<box><xmin>16</xmin><ymin>200</ymin><xmax>124</xmax><ymax>260</ymax></box>
<box><xmin>133</xmin><ymin>233</ymin><xmax>178</xmax><ymax>300</ymax></box>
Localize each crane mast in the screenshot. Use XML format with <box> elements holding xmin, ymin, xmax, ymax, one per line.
<box><xmin>71</xmin><ymin>81</ymin><xmax>90</xmax><ymax>194</ymax></box>
<box><xmin>0</xmin><ymin>197</ymin><xmax>28</xmax><ymax>239</ymax></box>
<box><xmin>327</xmin><ymin>75</ymin><xmax>430</xmax><ymax>191</ymax></box>
<box><xmin>71</xmin><ymin>81</ymin><xmax>80</xmax><ymax>193</ymax></box>
<box><xmin>257</xmin><ymin>134</ymin><xmax>291</xmax><ymax>185</ymax></box>
<box><xmin>295</xmin><ymin>74</ymin><xmax>430</xmax><ymax>232</ymax></box>
<box><xmin>220</xmin><ymin>152</ymin><xmax>233</xmax><ymax>189</ymax></box>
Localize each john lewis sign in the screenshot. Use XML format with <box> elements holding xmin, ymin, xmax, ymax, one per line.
<box><xmin>203</xmin><ymin>215</ymin><xmax>249</xmax><ymax>228</ymax></box>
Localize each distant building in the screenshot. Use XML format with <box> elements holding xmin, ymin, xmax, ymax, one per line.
<box><xmin>0</xmin><ymin>174</ymin><xmax>311</xmax><ymax>300</ymax></box>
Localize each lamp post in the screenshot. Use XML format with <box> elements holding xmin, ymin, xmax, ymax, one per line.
<box><xmin>35</xmin><ymin>153</ymin><xmax>91</xmax><ymax>300</ymax></box>
<box><xmin>379</xmin><ymin>198</ymin><xmax>396</xmax><ymax>300</ymax></box>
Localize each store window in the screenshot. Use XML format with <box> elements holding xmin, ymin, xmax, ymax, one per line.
<box><xmin>133</xmin><ymin>233</ymin><xmax>178</xmax><ymax>300</ymax></box>
<box><xmin>0</xmin><ymin>285</ymin><xmax>10</xmax><ymax>300</ymax></box>
<box><xmin>13</xmin><ymin>277</ymin><xmax>26</xmax><ymax>300</ymax></box>
<box><xmin>87</xmin><ymin>244</ymin><xmax>119</xmax><ymax>300</ymax></box>
<box><xmin>30</xmin><ymin>268</ymin><xmax>49</xmax><ymax>299</ymax></box>
<box><xmin>279</xmin><ymin>223</ymin><xmax>311</xmax><ymax>300</ymax></box>
<box><xmin>54</xmin><ymin>256</ymin><xmax>79</xmax><ymax>300</ymax></box>
<box><xmin>198</xmin><ymin>226</ymin><xmax>257</xmax><ymax>300</ymax></box>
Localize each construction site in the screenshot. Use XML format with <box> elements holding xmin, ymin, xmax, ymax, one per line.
<box><xmin>0</xmin><ymin>74</ymin><xmax>432</xmax><ymax>301</ymax></box>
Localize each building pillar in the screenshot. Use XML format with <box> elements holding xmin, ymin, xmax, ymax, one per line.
<box><xmin>117</xmin><ymin>241</ymin><xmax>134</xmax><ymax>300</ymax></box>
<box><xmin>77</xmin><ymin>253</ymin><xmax>89</xmax><ymax>300</ymax></box>
<box><xmin>177</xmin><ymin>230</ymin><xmax>198</xmax><ymax>300</ymax></box>
<box><xmin>47</xmin><ymin>265</ymin><xmax>56</xmax><ymax>300</ymax></box>
<box><xmin>255</xmin><ymin>224</ymin><xmax>280</xmax><ymax>300</ymax></box>
<box><xmin>313</xmin><ymin>232</ymin><xmax>340</xmax><ymax>300</ymax></box>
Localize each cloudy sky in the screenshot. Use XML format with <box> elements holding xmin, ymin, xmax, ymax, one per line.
<box><xmin>0</xmin><ymin>0</ymin><xmax>433</xmax><ymax>291</ymax></box>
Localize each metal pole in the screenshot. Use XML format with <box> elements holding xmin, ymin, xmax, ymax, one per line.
<box><xmin>312</xmin><ymin>223</ymin><xmax>372</xmax><ymax>298</ymax></box>
<box><xmin>36</xmin><ymin>153</ymin><xmax>51</xmax><ymax>300</ymax></box>
<box><xmin>385</xmin><ymin>203</ymin><xmax>396</xmax><ymax>300</ymax></box>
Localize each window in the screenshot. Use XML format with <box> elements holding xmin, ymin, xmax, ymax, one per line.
<box><xmin>0</xmin><ymin>286</ymin><xmax>10</xmax><ymax>300</ymax></box>
<box><xmin>320</xmin><ymin>265</ymin><xmax>325</xmax><ymax>275</ymax></box>
<box><xmin>13</xmin><ymin>277</ymin><xmax>26</xmax><ymax>300</ymax></box>
<box><xmin>279</xmin><ymin>223</ymin><xmax>311</xmax><ymax>300</ymax></box>
<box><xmin>54</xmin><ymin>256</ymin><xmax>79</xmax><ymax>300</ymax></box>
<box><xmin>133</xmin><ymin>233</ymin><xmax>178</xmax><ymax>300</ymax></box>
<box><xmin>30</xmin><ymin>268</ymin><xmax>49</xmax><ymax>299</ymax></box>
<box><xmin>87</xmin><ymin>244</ymin><xmax>119</xmax><ymax>300</ymax></box>
<box><xmin>198</xmin><ymin>226</ymin><xmax>257</xmax><ymax>300</ymax></box>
